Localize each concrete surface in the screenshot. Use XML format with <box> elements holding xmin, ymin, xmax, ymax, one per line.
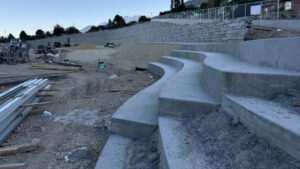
<box><xmin>159</xmin><ymin>56</ymin><xmax>218</xmax><ymax>117</ymax></box>
<box><xmin>252</xmin><ymin>19</ymin><xmax>300</xmax><ymax>32</ymax></box>
<box><xmin>222</xmin><ymin>95</ymin><xmax>300</xmax><ymax>160</ymax></box>
<box><xmin>159</xmin><ymin>117</ymin><xmax>211</xmax><ymax>169</ymax></box>
<box><xmin>94</xmin><ymin>135</ymin><xmax>132</xmax><ymax>169</ymax></box>
<box><xmin>111</xmin><ymin>62</ymin><xmax>179</xmax><ymax>138</ymax></box>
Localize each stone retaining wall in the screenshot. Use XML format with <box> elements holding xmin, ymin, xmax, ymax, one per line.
<box><xmin>29</xmin><ymin>18</ymin><xmax>248</xmax><ymax>46</ymax></box>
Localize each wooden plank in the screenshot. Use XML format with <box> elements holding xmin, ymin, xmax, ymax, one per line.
<box><xmin>30</xmin><ymin>64</ymin><xmax>84</xmax><ymax>71</ymax></box>
<box><xmin>0</xmin><ymin>139</ymin><xmax>40</xmax><ymax>156</ymax></box>
<box><xmin>19</xmin><ymin>102</ymin><xmax>50</xmax><ymax>108</ymax></box>
<box><xmin>0</xmin><ymin>163</ymin><xmax>25</xmax><ymax>169</ymax></box>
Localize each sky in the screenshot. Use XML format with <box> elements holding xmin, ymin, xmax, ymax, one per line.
<box><xmin>0</xmin><ymin>0</ymin><xmax>173</xmax><ymax>37</ymax></box>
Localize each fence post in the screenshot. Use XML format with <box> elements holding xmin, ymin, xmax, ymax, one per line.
<box><xmin>260</xmin><ymin>1</ymin><xmax>263</xmax><ymax>20</ymax></box>
<box><xmin>232</xmin><ymin>6</ymin><xmax>234</xmax><ymax>19</ymax></box>
<box><xmin>215</xmin><ymin>8</ymin><xmax>217</xmax><ymax>20</ymax></box>
<box><xmin>223</xmin><ymin>7</ymin><xmax>225</xmax><ymax>20</ymax></box>
<box><xmin>244</xmin><ymin>3</ymin><xmax>247</xmax><ymax>19</ymax></box>
<box><xmin>277</xmin><ymin>0</ymin><xmax>280</xmax><ymax>20</ymax></box>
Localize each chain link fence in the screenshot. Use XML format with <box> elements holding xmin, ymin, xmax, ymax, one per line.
<box><xmin>154</xmin><ymin>1</ymin><xmax>300</xmax><ymax>21</ymax></box>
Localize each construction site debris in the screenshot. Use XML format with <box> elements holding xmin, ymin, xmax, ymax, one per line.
<box><xmin>0</xmin><ymin>163</ymin><xmax>25</xmax><ymax>169</ymax></box>
<box><xmin>75</xmin><ymin>42</ymin><xmax>97</xmax><ymax>50</ymax></box>
<box><xmin>43</xmin><ymin>111</ymin><xmax>52</xmax><ymax>117</ymax></box>
<box><xmin>0</xmin><ymin>139</ymin><xmax>40</xmax><ymax>156</ymax></box>
<box><xmin>0</xmin><ymin>79</ymin><xmax>50</xmax><ymax>144</ymax></box>
<box><xmin>19</xmin><ymin>102</ymin><xmax>50</xmax><ymax>108</ymax></box>
<box><xmin>135</xmin><ymin>67</ymin><xmax>147</xmax><ymax>71</ymax></box>
<box><xmin>30</xmin><ymin>64</ymin><xmax>84</xmax><ymax>71</ymax></box>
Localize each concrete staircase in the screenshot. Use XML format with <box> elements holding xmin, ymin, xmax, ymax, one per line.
<box><xmin>95</xmin><ymin>41</ymin><xmax>300</xmax><ymax>169</ymax></box>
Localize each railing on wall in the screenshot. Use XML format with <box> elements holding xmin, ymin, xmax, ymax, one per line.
<box><xmin>153</xmin><ymin>1</ymin><xmax>300</xmax><ymax>21</ymax></box>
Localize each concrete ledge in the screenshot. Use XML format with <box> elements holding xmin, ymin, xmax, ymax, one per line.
<box><xmin>199</xmin><ymin>52</ymin><xmax>300</xmax><ymax>102</ymax></box>
<box><xmin>159</xmin><ymin>56</ymin><xmax>184</xmax><ymax>69</ymax></box>
<box><xmin>159</xmin><ymin>56</ymin><xmax>218</xmax><ymax>117</ymax></box>
<box><xmin>182</xmin><ymin>37</ymin><xmax>300</xmax><ymax>72</ymax></box>
<box><xmin>111</xmin><ymin>62</ymin><xmax>179</xmax><ymax>139</ymax></box>
<box><xmin>222</xmin><ymin>95</ymin><xmax>300</xmax><ymax>160</ymax></box>
<box><xmin>171</xmin><ymin>50</ymin><xmax>206</xmax><ymax>62</ymax></box>
<box><xmin>95</xmin><ymin>135</ymin><xmax>132</xmax><ymax>169</ymax></box>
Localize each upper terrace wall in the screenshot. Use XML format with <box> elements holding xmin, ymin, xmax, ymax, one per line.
<box><xmin>191</xmin><ymin>37</ymin><xmax>300</xmax><ymax>72</ymax></box>
<box><xmin>29</xmin><ymin>18</ymin><xmax>248</xmax><ymax>46</ymax></box>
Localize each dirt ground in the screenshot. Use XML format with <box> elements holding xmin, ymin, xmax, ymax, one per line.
<box><xmin>0</xmin><ymin>43</ymin><xmax>180</xmax><ymax>169</ymax></box>
<box><xmin>245</xmin><ymin>24</ymin><xmax>300</xmax><ymax>40</ymax></box>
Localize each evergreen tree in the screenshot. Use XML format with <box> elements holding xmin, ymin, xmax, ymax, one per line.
<box><xmin>35</xmin><ymin>29</ymin><xmax>46</xmax><ymax>39</ymax></box>
<box><xmin>7</xmin><ymin>34</ymin><xmax>15</xmax><ymax>41</ymax></box>
<box><xmin>53</xmin><ymin>24</ymin><xmax>65</xmax><ymax>36</ymax></box>
<box><xmin>19</xmin><ymin>31</ymin><xmax>28</xmax><ymax>41</ymax></box>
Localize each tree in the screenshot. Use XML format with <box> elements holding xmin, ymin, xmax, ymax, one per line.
<box><xmin>113</xmin><ymin>15</ymin><xmax>126</xmax><ymax>28</ymax></box>
<box><xmin>0</xmin><ymin>36</ymin><xmax>8</xmax><ymax>43</ymax></box>
<box><xmin>170</xmin><ymin>0</ymin><xmax>185</xmax><ymax>11</ymax></box>
<box><xmin>87</xmin><ymin>26</ymin><xmax>100</xmax><ymax>32</ymax></box>
<box><xmin>65</xmin><ymin>26</ymin><xmax>80</xmax><ymax>34</ymax></box>
<box><xmin>138</xmin><ymin>16</ymin><xmax>151</xmax><ymax>23</ymax></box>
<box><xmin>35</xmin><ymin>29</ymin><xmax>46</xmax><ymax>39</ymax></box>
<box><xmin>7</xmin><ymin>34</ymin><xmax>15</xmax><ymax>41</ymax></box>
<box><xmin>19</xmin><ymin>31</ymin><xmax>29</xmax><ymax>41</ymax></box>
<box><xmin>53</xmin><ymin>24</ymin><xmax>65</xmax><ymax>36</ymax></box>
<box><xmin>45</xmin><ymin>31</ymin><xmax>52</xmax><ymax>37</ymax></box>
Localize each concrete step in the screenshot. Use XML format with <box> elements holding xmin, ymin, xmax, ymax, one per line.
<box><xmin>159</xmin><ymin>56</ymin><xmax>218</xmax><ymax>117</ymax></box>
<box><xmin>222</xmin><ymin>94</ymin><xmax>300</xmax><ymax>160</ymax></box>
<box><xmin>199</xmin><ymin>52</ymin><xmax>300</xmax><ymax>102</ymax></box>
<box><xmin>171</xmin><ymin>50</ymin><xmax>206</xmax><ymax>62</ymax></box>
<box><xmin>95</xmin><ymin>135</ymin><xmax>132</xmax><ymax>169</ymax></box>
<box><xmin>159</xmin><ymin>116</ymin><xmax>211</xmax><ymax>169</ymax></box>
<box><xmin>111</xmin><ymin>62</ymin><xmax>179</xmax><ymax>139</ymax></box>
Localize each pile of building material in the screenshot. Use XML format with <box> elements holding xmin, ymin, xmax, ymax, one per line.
<box><xmin>0</xmin><ymin>79</ymin><xmax>50</xmax><ymax>144</ymax></box>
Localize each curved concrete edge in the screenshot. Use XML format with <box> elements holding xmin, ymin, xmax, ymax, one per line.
<box><xmin>171</xmin><ymin>50</ymin><xmax>206</xmax><ymax>62</ymax></box>
<box><xmin>222</xmin><ymin>95</ymin><xmax>300</xmax><ymax>160</ymax></box>
<box><xmin>159</xmin><ymin>56</ymin><xmax>184</xmax><ymax>69</ymax></box>
<box><xmin>158</xmin><ymin>56</ymin><xmax>219</xmax><ymax>117</ymax></box>
<box><xmin>198</xmin><ymin>52</ymin><xmax>300</xmax><ymax>102</ymax></box>
<box><xmin>94</xmin><ymin>135</ymin><xmax>132</xmax><ymax>169</ymax></box>
<box><xmin>111</xmin><ymin>62</ymin><xmax>179</xmax><ymax>139</ymax></box>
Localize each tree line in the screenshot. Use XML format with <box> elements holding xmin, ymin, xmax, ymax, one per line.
<box><xmin>0</xmin><ymin>15</ymin><xmax>151</xmax><ymax>43</ymax></box>
<box><xmin>159</xmin><ymin>0</ymin><xmax>223</xmax><ymax>16</ymax></box>
<box><xmin>87</xmin><ymin>15</ymin><xmax>151</xmax><ymax>33</ymax></box>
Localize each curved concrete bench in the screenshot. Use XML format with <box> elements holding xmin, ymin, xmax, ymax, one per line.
<box><xmin>201</xmin><ymin>52</ymin><xmax>300</xmax><ymax>102</ymax></box>
<box><xmin>111</xmin><ymin>62</ymin><xmax>179</xmax><ymax>139</ymax></box>
<box><xmin>158</xmin><ymin>56</ymin><xmax>218</xmax><ymax>117</ymax></box>
<box><xmin>223</xmin><ymin>94</ymin><xmax>300</xmax><ymax>160</ymax></box>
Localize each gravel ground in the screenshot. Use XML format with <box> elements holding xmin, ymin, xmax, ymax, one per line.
<box><xmin>185</xmin><ymin>110</ymin><xmax>300</xmax><ymax>169</ymax></box>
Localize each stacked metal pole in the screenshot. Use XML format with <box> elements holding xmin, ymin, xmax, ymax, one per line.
<box><xmin>0</xmin><ymin>79</ymin><xmax>50</xmax><ymax>144</ymax></box>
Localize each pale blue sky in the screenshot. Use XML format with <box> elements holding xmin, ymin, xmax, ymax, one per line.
<box><xmin>0</xmin><ymin>0</ymin><xmax>172</xmax><ymax>37</ymax></box>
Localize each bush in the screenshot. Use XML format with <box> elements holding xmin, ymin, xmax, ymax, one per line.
<box><xmin>88</xmin><ymin>26</ymin><xmax>100</xmax><ymax>33</ymax></box>
<box><xmin>65</xmin><ymin>26</ymin><xmax>80</xmax><ymax>34</ymax></box>
<box><xmin>35</xmin><ymin>29</ymin><xmax>46</xmax><ymax>39</ymax></box>
<box><xmin>53</xmin><ymin>24</ymin><xmax>65</xmax><ymax>36</ymax></box>
<box><xmin>138</xmin><ymin>16</ymin><xmax>151</xmax><ymax>23</ymax></box>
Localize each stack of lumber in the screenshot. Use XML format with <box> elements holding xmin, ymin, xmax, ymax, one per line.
<box><xmin>0</xmin><ymin>79</ymin><xmax>50</xmax><ymax>144</ymax></box>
